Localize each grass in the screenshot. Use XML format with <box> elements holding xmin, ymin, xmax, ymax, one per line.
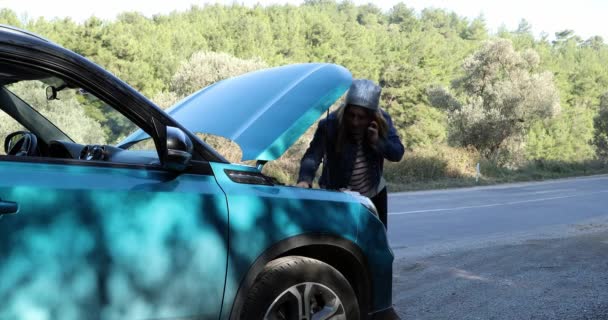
<box><xmin>386</xmin><ymin>155</ymin><xmax>608</xmax><ymax>192</ymax></box>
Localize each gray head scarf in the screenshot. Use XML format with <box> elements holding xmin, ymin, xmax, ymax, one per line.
<box><xmin>344</xmin><ymin>79</ymin><xmax>381</xmax><ymax>111</ymax></box>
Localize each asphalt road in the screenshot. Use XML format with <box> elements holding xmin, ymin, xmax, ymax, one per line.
<box><xmin>387</xmin><ymin>174</ymin><xmax>608</xmax><ymax>258</ymax></box>
<box><xmin>387</xmin><ymin>175</ymin><xmax>608</xmax><ymax>319</ymax></box>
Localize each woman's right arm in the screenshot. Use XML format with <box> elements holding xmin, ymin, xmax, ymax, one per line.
<box><xmin>297</xmin><ymin>120</ymin><xmax>327</xmax><ymax>187</ymax></box>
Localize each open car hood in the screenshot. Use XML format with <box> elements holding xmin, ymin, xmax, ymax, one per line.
<box><xmin>119</xmin><ymin>63</ymin><xmax>352</xmax><ymax>161</ymax></box>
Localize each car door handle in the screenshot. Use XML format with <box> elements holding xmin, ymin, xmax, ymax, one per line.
<box><xmin>0</xmin><ymin>200</ymin><xmax>19</xmax><ymax>215</ymax></box>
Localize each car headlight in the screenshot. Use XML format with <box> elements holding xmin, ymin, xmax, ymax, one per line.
<box><xmin>342</xmin><ymin>190</ymin><xmax>378</xmax><ymax>217</ymax></box>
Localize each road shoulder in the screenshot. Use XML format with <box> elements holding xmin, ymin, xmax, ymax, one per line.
<box><xmin>392</xmin><ymin>230</ymin><xmax>608</xmax><ymax>319</ymax></box>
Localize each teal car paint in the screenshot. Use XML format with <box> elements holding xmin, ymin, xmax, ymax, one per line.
<box><xmin>0</xmin><ymin>160</ymin><xmax>229</xmax><ymax>319</ymax></box>
<box><xmin>119</xmin><ymin>63</ymin><xmax>352</xmax><ymax>161</ymax></box>
<box><xmin>210</xmin><ymin>162</ymin><xmax>360</xmax><ymax>318</ymax></box>
<box><xmin>355</xmin><ymin>206</ymin><xmax>396</xmax><ymax>312</ymax></box>
<box><xmin>0</xmin><ymin>24</ymin><xmax>399</xmax><ymax>320</ymax></box>
<box><xmin>209</xmin><ymin>162</ymin><xmax>394</xmax><ymax>317</ymax></box>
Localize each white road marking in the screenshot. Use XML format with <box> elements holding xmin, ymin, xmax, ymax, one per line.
<box><xmin>530</xmin><ymin>188</ymin><xmax>576</xmax><ymax>195</ymax></box>
<box><xmin>389</xmin><ymin>190</ymin><xmax>608</xmax><ymax>215</ymax></box>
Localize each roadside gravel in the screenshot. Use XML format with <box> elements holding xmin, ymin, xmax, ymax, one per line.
<box><xmin>392</xmin><ymin>230</ymin><xmax>608</xmax><ymax>319</ymax></box>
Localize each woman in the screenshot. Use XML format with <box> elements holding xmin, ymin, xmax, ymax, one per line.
<box><xmin>297</xmin><ymin>79</ymin><xmax>405</xmax><ymax>229</ymax></box>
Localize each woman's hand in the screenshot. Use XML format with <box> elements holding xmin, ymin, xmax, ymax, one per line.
<box><xmin>367</xmin><ymin>121</ymin><xmax>379</xmax><ymax>145</ymax></box>
<box><xmin>296</xmin><ymin>181</ymin><xmax>312</xmax><ymax>188</ymax></box>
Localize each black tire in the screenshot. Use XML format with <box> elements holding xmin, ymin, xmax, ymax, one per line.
<box><xmin>239</xmin><ymin>256</ymin><xmax>360</xmax><ymax>320</ymax></box>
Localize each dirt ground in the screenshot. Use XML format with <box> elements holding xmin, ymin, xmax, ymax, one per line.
<box><xmin>391</xmin><ymin>230</ymin><xmax>608</xmax><ymax>320</ymax></box>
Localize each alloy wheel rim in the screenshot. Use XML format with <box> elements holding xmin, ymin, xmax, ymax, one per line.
<box><xmin>263</xmin><ymin>282</ymin><xmax>346</xmax><ymax>320</ymax></box>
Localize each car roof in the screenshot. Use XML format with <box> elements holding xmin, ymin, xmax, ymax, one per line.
<box><xmin>0</xmin><ymin>26</ymin><xmax>75</xmax><ymax>85</ymax></box>
<box><xmin>0</xmin><ymin>24</ymin><xmax>52</xmax><ymax>43</ymax></box>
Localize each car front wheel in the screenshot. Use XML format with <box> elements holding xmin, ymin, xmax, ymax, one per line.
<box><xmin>240</xmin><ymin>256</ymin><xmax>360</xmax><ymax>320</ymax></box>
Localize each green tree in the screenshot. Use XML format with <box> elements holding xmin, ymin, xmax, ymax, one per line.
<box><xmin>4</xmin><ymin>3</ymin><xmax>608</xmax><ymax>171</ymax></box>
<box><xmin>593</xmin><ymin>93</ymin><xmax>608</xmax><ymax>161</ymax></box>
<box><xmin>7</xmin><ymin>81</ymin><xmax>106</xmax><ymax>144</ymax></box>
<box><xmin>0</xmin><ymin>9</ymin><xmax>22</xmax><ymax>27</ymax></box>
<box><xmin>460</xmin><ymin>16</ymin><xmax>487</xmax><ymax>41</ymax></box>
<box><xmin>387</xmin><ymin>3</ymin><xmax>418</xmax><ymax>32</ymax></box>
<box><xmin>168</xmin><ymin>51</ymin><xmax>268</xmax><ymax>98</ymax></box>
<box><xmin>430</xmin><ymin>39</ymin><xmax>560</xmax><ymax>162</ymax></box>
<box><xmin>527</xmin><ymin>107</ymin><xmax>595</xmax><ymax>161</ymax></box>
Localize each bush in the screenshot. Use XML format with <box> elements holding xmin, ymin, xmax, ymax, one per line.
<box><xmin>384</xmin><ymin>146</ymin><xmax>480</xmax><ymax>183</ymax></box>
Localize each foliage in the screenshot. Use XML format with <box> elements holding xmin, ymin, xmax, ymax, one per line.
<box><xmin>170</xmin><ymin>51</ymin><xmax>267</xmax><ymax>98</ymax></box>
<box><xmin>384</xmin><ymin>145</ymin><xmax>480</xmax><ymax>183</ymax></box>
<box><xmin>6</xmin><ymin>81</ymin><xmax>107</xmax><ymax>145</ymax></box>
<box><xmin>593</xmin><ymin>93</ymin><xmax>608</xmax><ymax>161</ymax></box>
<box><xmin>527</xmin><ymin>106</ymin><xmax>595</xmax><ymax>162</ymax></box>
<box><xmin>430</xmin><ymin>39</ymin><xmax>561</xmax><ymax>163</ymax></box>
<box><xmin>1</xmin><ymin>2</ymin><xmax>608</xmax><ymax>187</ymax></box>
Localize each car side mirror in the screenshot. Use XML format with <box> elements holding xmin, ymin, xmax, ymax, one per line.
<box><xmin>46</xmin><ymin>86</ymin><xmax>58</xmax><ymax>100</ymax></box>
<box><xmin>4</xmin><ymin>131</ymin><xmax>24</xmax><ymax>153</ymax></box>
<box><xmin>165</xmin><ymin>126</ymin><xmax>193</xmax><ymax>171</ymax></box>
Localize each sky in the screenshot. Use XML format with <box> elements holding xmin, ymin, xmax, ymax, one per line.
<box><xmin>1</xmin><ymin>0</ymin><xmax>607</xmax><ymax>41</ymax></box>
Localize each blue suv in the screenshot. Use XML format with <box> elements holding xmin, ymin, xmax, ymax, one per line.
<box><xmin>0</xmin><ymin>25</ymin><xmax>398</xmax><ymax>320</ymax></box>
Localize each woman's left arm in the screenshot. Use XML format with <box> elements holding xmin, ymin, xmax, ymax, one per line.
<box><xmin>375</xmin><ymin>112</ymin><xmax>405</xmax><ymax>162</ymax></box>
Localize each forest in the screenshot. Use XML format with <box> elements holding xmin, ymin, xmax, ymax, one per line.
<box><xmin>1</xmin><ymin>0</ymin><xmax>608</xmax><ymax>189</ymax></box>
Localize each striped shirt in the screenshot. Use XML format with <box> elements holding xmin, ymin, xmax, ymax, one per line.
<box><xmin>348</xmin><ymin>135</ymin><xmax>375</xmax><ymax>197</ymax></box>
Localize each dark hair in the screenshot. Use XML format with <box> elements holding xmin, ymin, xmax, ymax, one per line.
<box><xmin>334</xmin><ymin>104</ymin><xmax>388</xmax><ymax>152</ymax></box>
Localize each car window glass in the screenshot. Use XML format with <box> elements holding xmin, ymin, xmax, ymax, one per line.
<box><xmin>6</xmin><ymin>79</ymin><xmax>137</xmax><ymax>146</ymax></box>
<box><xmin>127</xmin><ymin>137</ymin><xmax>157</xmax><ymax>151</ymax></box>
<box><xmin>0</xmin><ymin>109</ymin><xmax>26</xmax><ymax>155</ymax></box>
